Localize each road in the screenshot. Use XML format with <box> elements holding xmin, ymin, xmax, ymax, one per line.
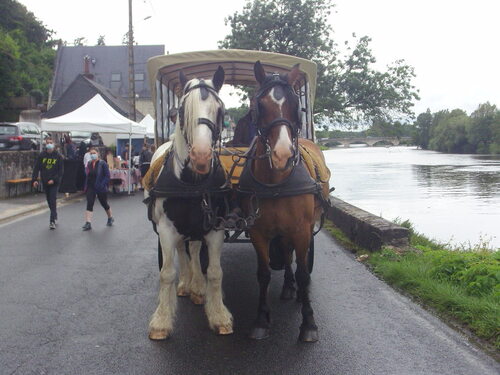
<box><xmin>0</xmin><ymin>194</ymin><xmax>498</xmax><ymax>375</ymax></box>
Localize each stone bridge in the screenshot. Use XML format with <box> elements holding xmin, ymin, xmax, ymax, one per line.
<box><xmin>319</xmin><ymin>136</ymin><xmax>412</xmax><ymax>147</ymax></box>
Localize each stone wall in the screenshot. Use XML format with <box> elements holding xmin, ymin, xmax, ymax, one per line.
<box><xmin>0</xmin><ymin>151</ymin><xmax>38</xmax><ymax>198</ymax></box>
<box><xmin>327</xmin><ymin>196</ymin><xmax>409</xmax><ymax>251</ymax></box>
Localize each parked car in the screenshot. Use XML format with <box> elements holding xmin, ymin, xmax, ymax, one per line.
<box><xmin>0</xmin><ymin>122</ymin><xmax>41</xmax><ymax>151</ymax></box>
<box><xmin>69</xmin><ymin>131</ymin><xmax>92</xmax><ymax>146</ymax></box>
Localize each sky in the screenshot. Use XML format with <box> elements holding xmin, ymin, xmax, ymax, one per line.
<box><xmin>17</xmin><ymin>0</ymin><xmax>500</xmax><ymax>117</ymax></box>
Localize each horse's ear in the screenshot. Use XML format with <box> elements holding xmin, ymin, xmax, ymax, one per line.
<box><xmin>212</xmin><ymin>65</ymin><xmax>225</xmax><ymax>92</ymax></box>
<box><xmin>254</xmin><ymin>61</ymin><xmax>266</xmax><ymax>84</ymax></box>
<box><xmin>179</xmin><ymin>70</ymin><xmax>188</xmax><ymax>89</ymax></box>
<box><xmin>287</xmin><ymin>63</ymin><xmax>301</xmax><ymax>86</ymax></box>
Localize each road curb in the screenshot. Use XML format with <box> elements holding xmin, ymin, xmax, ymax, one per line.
<box><xmin>0</xmin><ymin>192</ymin><xmax>85</xmax><ymax>224</ymax></box>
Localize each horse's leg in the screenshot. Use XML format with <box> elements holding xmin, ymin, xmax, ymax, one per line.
<box><xmin>293</xmin><ymin>230</ymin><xmax>318</xmax><ymax>343</ymax></box>
<box><xmin>149</xmin><ymin>203</ymin><xmax>181</xmax><ymax>340</ymax></box>
<box><xmin>249</xmin><ymin>230</ymin><xmax>272</xmax><ymax>340</ymax></box>
<box><xmin>203</xmin><ymin>230</ymin><xmax>233</xmax><ymax>335</ymax></box>
<box><xmin>176</xmin><ymin>240</ymin><xmax>191</xmax><ymax>297</ymax></box>
<box><xmin>187</xmin><ymin>240</ymin><xmax>206</xmax><ymax>305</ymax></box>
<box><xmin>280</xmin><ymin>239</ymin><xmax>296</xmax><ymax>300</ymax></box>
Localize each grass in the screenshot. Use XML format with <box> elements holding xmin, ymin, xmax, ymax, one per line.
<box><xmin>324</xmin><ymin>219</ymin><xmax>500</xmax><ymax>352</ymax></box>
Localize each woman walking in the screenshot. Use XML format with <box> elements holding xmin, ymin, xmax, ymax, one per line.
<box><xmin>82</xmin><ymin>148</ymin><xmax>114</xmax><ymax>231</ymax></box>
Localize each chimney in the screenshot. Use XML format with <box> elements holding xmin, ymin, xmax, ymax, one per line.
<box><xmin>83</xmin><ymin>55</ymin><xmax>94</xmax><ymax>79</ymax></box>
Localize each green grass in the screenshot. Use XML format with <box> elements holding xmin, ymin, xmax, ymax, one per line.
<box><xmin>324</xmin><ymin>219</ymin><xmax>500</xmax><ymax>351</ymax></box>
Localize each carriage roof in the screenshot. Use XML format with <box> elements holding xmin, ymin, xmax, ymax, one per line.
<box><xmin>147</xmin><ymin>49</ymin><xmax>318</xmax><ymax>107</ymax></box>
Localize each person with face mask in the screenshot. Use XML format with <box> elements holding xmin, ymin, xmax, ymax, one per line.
<box><xmin>82</xmin><ymin>148</ymin><xmax>114</xmax><ymax>231</ymax></box>
<box><xmin>32</xmin><ymin>138</ymin><xmax>64</xmax><ymax>230</ymax></box>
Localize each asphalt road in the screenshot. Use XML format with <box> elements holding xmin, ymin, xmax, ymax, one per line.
<box><xmin>0</xmin><ymin>194</ymin><xmax>498</xmax><ymax>375</ymax></box>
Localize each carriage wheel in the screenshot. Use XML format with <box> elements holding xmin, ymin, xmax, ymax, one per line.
<box><xmin>307</xmin><ymin>237</ymin><xmax>314</xmax><ymax>273</ymax></box>
<box><xmin>158</xmin><ymin>237</ymin><xmax>163</xmax><ymax>271</ymax></box>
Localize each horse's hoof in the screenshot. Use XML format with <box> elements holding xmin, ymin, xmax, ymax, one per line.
<box><xmin>249</xmin><ymin>326</ymin><xmax>270</xmax><ymax>340</ymax></box>
<box><xmin>298</xmin><ymin>326</ymin><xmax>318</xmax><ymax>343</ymax></box>
<box><xmin>148</xmin><ymin>329</ymin><xmax>170</xmax><ymax>341</ymax></box>
<box><xmin>216</xmin><ymin>325</ymin><xmax>234</xmax><ymax>335</ymax></box>
<box><xmin>190</xmin><ymin>293</ymin><xmax>204</xmax><ymax>305</ymax></box>
<box><xmin>280</xmin><ymin>286</ymin><xmax>295</xmax><ymax>300</ymax></box>
<box><xmin>177</xmin><ymin>287</ymin><xmax>190</xmax><ymax>297</ymax></box>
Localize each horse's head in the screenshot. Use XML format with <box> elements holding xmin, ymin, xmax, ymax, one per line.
<box><xmin>175</xmin><ymin>66</ymin><xmax>225</xmax><ymax>175</ymax></box>
<box><xmin>253</xmin><ymin>61</ymin><xmax>301</xmax><ymax>171</ymax></box>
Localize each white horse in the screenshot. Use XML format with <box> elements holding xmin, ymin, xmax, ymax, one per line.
<box><xmin>145</xmin><ymin>67</ymin><xmax>233</xmax><ymax>340</ymax></box>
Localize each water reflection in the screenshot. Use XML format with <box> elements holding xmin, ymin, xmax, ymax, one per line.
<box><xmin>324</xmin><ymin>147</ymin><xmax>500</xmax><ymax>248</ymax></box>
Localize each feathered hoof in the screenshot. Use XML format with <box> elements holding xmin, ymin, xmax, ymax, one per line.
<box><xmin>298</xmin><ymin>326</ymin><xmax>318</xmax><ymax>343</ymax></box>
<box><xmin>177</xmin><ymin>286</ymin><xmax>190</xmax><ymax>297</ymax></box>
<box><xmin>148</xmin><ymin>328</ymin><xmax>170</xmax><ymax>341</ymax></box>
<box><xmin>190</xmin><ymin>293</ymin><xmax>205</xmax><ymax>305</ymax></box>
<box><xmin>215</xmin><ymin>325</ymin><xmax>233</xmax><ymax>335</ymax></box>
<box><xmin>249</xmin><ymin>326</ymin><xmax>270</xmax><ymax>340</ymax></box>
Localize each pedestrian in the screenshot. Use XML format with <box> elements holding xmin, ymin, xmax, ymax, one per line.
<box><xmin>82</xmin><ymin>147</ymin><xmax>114</xmax><ymax>231</ymax></box>
<box><xmin>83</xmin><ymin>144</ymin><xmax>92</xmax><ymax>167</ymax></box>
<box><xmin>31</xmin><ymin>137</ymin><xmax>64</xmax><ymax>230</ymax></box>
<box><xmin>139</xmin><ymin>143</ymin><xmax>153</xmax><ymax>188</ymax></box>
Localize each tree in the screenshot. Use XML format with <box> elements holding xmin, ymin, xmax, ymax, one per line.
<box><xmin>413</xmin><ymin>109</ymin><xmax>433</xmax><ymax>149</ymax></box>
<box><xmin>219</xmin><ymin>0</ymin><xmax>419</xmax><ymax>126</ymax></box>
<box><xmin>468</xmin><ymin>102</ymin><xmax>497</xmax><ymax>153</ymax></box>
<box><xmin>97</xmin><ymin>35</ymin><xmax>106</xmax><ymax>46</ymax></box>
<box><xmin>429</xmin><ymin>109</ymin><xmax>472</xmax><ymax>153</ymax></box>
<box><xmin>73</xmin><ymin>37</ymin><xmax>86</xmax><ymax>46</ymax></box>
<box><xmin>0</xmin><ymin>0</ymin><xmax>56</xmax><ymax>111</ymax></box>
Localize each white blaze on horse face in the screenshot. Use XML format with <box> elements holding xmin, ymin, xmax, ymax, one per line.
<box><xmin>269</xmin><ymin>89</ymin><xmax>293</xmax><ymax>170</ymax></box>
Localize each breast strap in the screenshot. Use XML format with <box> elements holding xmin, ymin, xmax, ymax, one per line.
<box><xmin>151</xmin><ymin>152</ymin><xmax>230</xmax><ymax>198</ymax></box>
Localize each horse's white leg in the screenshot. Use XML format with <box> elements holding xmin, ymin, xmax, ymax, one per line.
<box><xmin>176</xmin><ymin>240</ymin><xmax>191</xmax><ymax>297</ymax></box>
<box><xmin>203</xmin><ymin>230</ymin><xmax>233</xmax><ymax>335</ymax></box>
<box><xmin>149</xmin><ymin>200</ymin><xmax>181</xmax><ymax>340</ymax></box>
<box><xmin>187</xmin><ymin>241</ymin><xmax>206</xmax><ymax>305</ymax></box>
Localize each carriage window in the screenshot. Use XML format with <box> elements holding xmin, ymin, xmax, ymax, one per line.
<box><xmin>134</xmin><ymin>73</ymin><xmax>144</xmax><ymax>81</ymax></box>
<box><xmin>111</xmin><ymin>73</ymin><xmax>121</xmax><ymax>82</ymax></box>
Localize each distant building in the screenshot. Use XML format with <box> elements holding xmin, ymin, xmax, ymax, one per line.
<box><xmin>43</xmin><ymin>74</ymin><xmax>144</xmax><ymax>121</ymax></box>
<box><xmin>49</xmin><ymin>45</ymin><xmax>165</xmax><ymax>117</ymax></box>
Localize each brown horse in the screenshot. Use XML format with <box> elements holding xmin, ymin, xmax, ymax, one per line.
<box><xmin>241</xmin><ymin>61</ymin><xmax>329</xmax><ymax>342</ymax></box>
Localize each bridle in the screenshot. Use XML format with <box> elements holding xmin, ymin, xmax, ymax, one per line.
<box><xmin>178</xmin><ymin>79</ymin><xmax>225</xmax><ymax>147</ymax></box>
<box><xmin>254</xmin><ymin>73</ymin><xmax>301</xmax><ymax>170</ymax></box>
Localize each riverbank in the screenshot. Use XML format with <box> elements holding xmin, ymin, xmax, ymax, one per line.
<box><xmin>324</xmin><ymin>220</ymin><xmax>500</xmax><ymax>355</ymax></box>
<box><xmin>324</xmin><ymin>146</ymin><xmax>500</xmax><ymax>249</ymax></box>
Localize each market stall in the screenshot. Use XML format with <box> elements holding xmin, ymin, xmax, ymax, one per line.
<box><xmin>41</xmin><ymin>94</ymin><xmax>145</xmax><ymax>194</ymax></box>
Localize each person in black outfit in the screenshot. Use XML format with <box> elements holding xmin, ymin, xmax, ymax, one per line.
<box><xmin>32</xmin><ymin>138</ymin><xmax>64</xmax><ymax>230</ymax></box>
<box><xmin>82</xmin><ymin>148</ymin><xmax>114</xmax><ymax>231</ymax></box>
<box><xmin>139</xmin><ymin>144</ymin><xmax>153</xmax><ymax>187</ymax></box>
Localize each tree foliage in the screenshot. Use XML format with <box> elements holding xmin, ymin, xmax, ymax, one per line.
<box><xmin>219</xmin><ymin>0</ymin><xmax>419</xmax><ymax>126</ymax></box>
<box><xmin>413</xmin><ymin>104</ymin><xmax>500</xmax><ymax>154</ymax></box>
<box><xmin>0</xmin><ymin>0</ymin><xmax>56</xmax><ymax>110</ymax></box>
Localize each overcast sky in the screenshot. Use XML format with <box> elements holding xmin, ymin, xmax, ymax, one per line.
<box><xmin>18</xmin><ymin>0</ymin><xmax>500</xmax><ymax>116</ymax></box>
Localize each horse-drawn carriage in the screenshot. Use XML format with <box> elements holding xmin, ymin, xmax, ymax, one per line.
<box><xmin>144</xmin><ymin>50</ymin><xmax>331</xmax><ymax>342</ymax></box>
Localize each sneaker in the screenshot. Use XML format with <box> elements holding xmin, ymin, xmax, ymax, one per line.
<box><xmin>82</xmin><ymin>222</ymin><xmax>92</xmax><ymax>231</ymax></box>
<box><xmin>107</xmin><ymin>217</ymin><xmax>114</xmax><ymax>227</ymax></box>
<box><xmin>49</xmin><ymin>222</ymin><xmax>56</xmax><ymax>230</ymax></box>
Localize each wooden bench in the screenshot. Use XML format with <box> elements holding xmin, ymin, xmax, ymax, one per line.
<box><xmin>6</xmin><ymin>178</ymin><xmax>35</xmax><ymax>197</ymax></box>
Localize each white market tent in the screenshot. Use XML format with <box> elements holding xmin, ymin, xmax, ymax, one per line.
<box><xmin>139</xmin><ymin>114</ymin><xmax>155</xmax><ymax>137</ymax></box>
<box><xmin>41</xmin><ymin>93</ymin><xmax>144</xmax><ymax>134</ymax></box>
<box><xmin>41</xmin><ymin>93</ymin><xmax>145</xmax><ymax>194</ymax></box>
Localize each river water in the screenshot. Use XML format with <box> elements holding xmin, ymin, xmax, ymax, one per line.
<box><xmin>323</xmin><ymin>146</ymin><xmax>500</xmax><ymax>249</ymax></box>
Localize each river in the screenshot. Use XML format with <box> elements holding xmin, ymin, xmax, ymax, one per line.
<box><xmin>323</xmin><ymin>146</ymin><xmax>500</xmax><ymax>249</ymax></box>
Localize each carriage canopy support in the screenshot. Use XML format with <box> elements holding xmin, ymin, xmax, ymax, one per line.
<box><xmin>147</xmin><ymin>50</ymin><xmax>318</xmax><ymax>146</ymax></box>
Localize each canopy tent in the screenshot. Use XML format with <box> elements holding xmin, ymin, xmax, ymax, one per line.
<box><xmin>139</xmin><ymin>114</ymin><xmax>155</xmax><ymax>137</ymax></box>
<box><xmin>41</xmin><ymin>94</ymin><xmax>144</xmax><ymax>135</ymax></box>
<box><xmin>41</xmin><ymin>93</ymin><xmax>145</xmax><ymax>194</ymax></box>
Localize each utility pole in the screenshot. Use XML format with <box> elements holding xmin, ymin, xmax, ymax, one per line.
<box><xmin>128</xmin><ymin>0</ymin><xmax>136</xmax><ymax>121</ymax></box>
